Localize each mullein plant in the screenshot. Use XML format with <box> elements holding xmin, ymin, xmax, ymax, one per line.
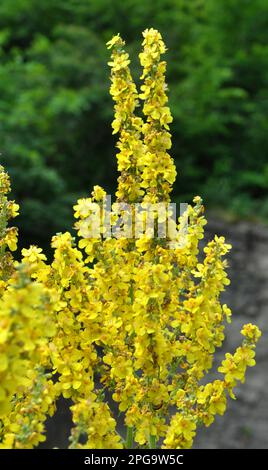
<box><xmin>0</xmin><ymin>29</ymin><xmax>261</xmax><ymax>449</ymax></box>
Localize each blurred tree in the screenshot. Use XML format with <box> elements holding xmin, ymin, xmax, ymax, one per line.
<box><xmin>0</xmin><ymin>0</ymin><xmax>268</xmax><ymax>248</ymax></box>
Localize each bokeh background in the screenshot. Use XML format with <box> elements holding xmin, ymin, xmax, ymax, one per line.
<box><xmin>1</xmin><ymin>0</ymin><xmax>268</xmax><ymax>448</ymax></box>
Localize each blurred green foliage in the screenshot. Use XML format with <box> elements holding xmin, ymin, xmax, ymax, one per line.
<box><xmin>1</xmin><ymin>0</ymin><xmax>268</xmax><ymax>247</ymax></box>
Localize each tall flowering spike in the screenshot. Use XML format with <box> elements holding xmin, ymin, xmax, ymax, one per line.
<box><xmin>72</xmin><ymin>30</ymin><xmax>261</xmax><ymax>449</ymax></box>
<box><xmin>107</xmin><ymin>34</ymin><xmax>144</xmax><ymax>203</ymax></box>
<box><xmin>0</xmin><ymin>265</ymin><xmax>56</xmax><ymax>420</ymax></box>
<box><xmin>139</xmin><ymin>28</ymin><xmax>177</xmax><ymax>202</ymax></box>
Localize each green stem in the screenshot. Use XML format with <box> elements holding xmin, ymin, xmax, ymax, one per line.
<box><xmin>126</xmin><ymin>426</ymin><xmax>134</xmax><ymax>449</ymax></box>
<box><xmin>149</xmin><ymin>434</ymin><xmax>156</xmax><ymax>449</ymax></box>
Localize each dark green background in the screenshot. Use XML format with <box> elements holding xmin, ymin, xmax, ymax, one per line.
<box><xmin>1</xmin><ymin>0</ymin><xmax>268</xmax><ymax>249</ymax></box>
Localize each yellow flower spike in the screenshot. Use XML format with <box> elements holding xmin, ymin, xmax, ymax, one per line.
<box><xmin>139</xmin><ymin>28</ymin><xmax>176</xmax><ymax>202</ymax></box>
<box><xmin>107</xmin><ymin>33</ymin><xmax>145</xmax><ymax>202</ymax></box>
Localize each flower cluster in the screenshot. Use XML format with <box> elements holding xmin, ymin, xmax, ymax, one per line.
<box><xmin>0</xmin><ymin>29</ymin><xmax>262</xmax><ymax>449</ymax></box>
<box><xmin>0</xmin><ymin>263</ymin><xmax>56</xmax><ymax>421</ymax></box>
<box><xmin>0</xmin><ymin>369</ymin><xmax>58</xmax><ymax>448</ymax></box>
<box><xmin>70</xmin><ymin>397</ymin><xmax>122</xmax><ymax>449</ymax></box>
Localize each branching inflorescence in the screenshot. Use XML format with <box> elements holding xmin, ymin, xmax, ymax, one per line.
<box><xmin>0</xmin><ymin>29</ymin><xmax>261</xmax><ymax>449</ymax></box>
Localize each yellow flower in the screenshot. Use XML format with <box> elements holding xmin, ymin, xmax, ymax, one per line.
<box><xmin>163</xmin><ymin>415</ymin><xmax>196</xmax><ymax>449</ymax></box>
<box><xmin>234</xmin><ymin>346</ymin><xmax>256</xmax><ymax>368</ymax></box>
<box><xmin>106</xmin><ymin>34</ymin><xmax>121</xmax><ymax>49</ymax></box>
<box><xmin>4</xmin><ymin>227</ymin><xmax>18</xmax><ymax>251</ymax></box>
<box><xmin>241</xmin><ymin>323</ymin><xmax>261</xmax><ymax>343</ymax></box>
<box><xmin>22</xmin><ymin>246</ymin><xmax>47</xmax><ymax>263</ymax></box>
<box><xmin>92</xmin><ymin>185</ymin><xmax>106</xmax><ymax>202</ymax></box>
